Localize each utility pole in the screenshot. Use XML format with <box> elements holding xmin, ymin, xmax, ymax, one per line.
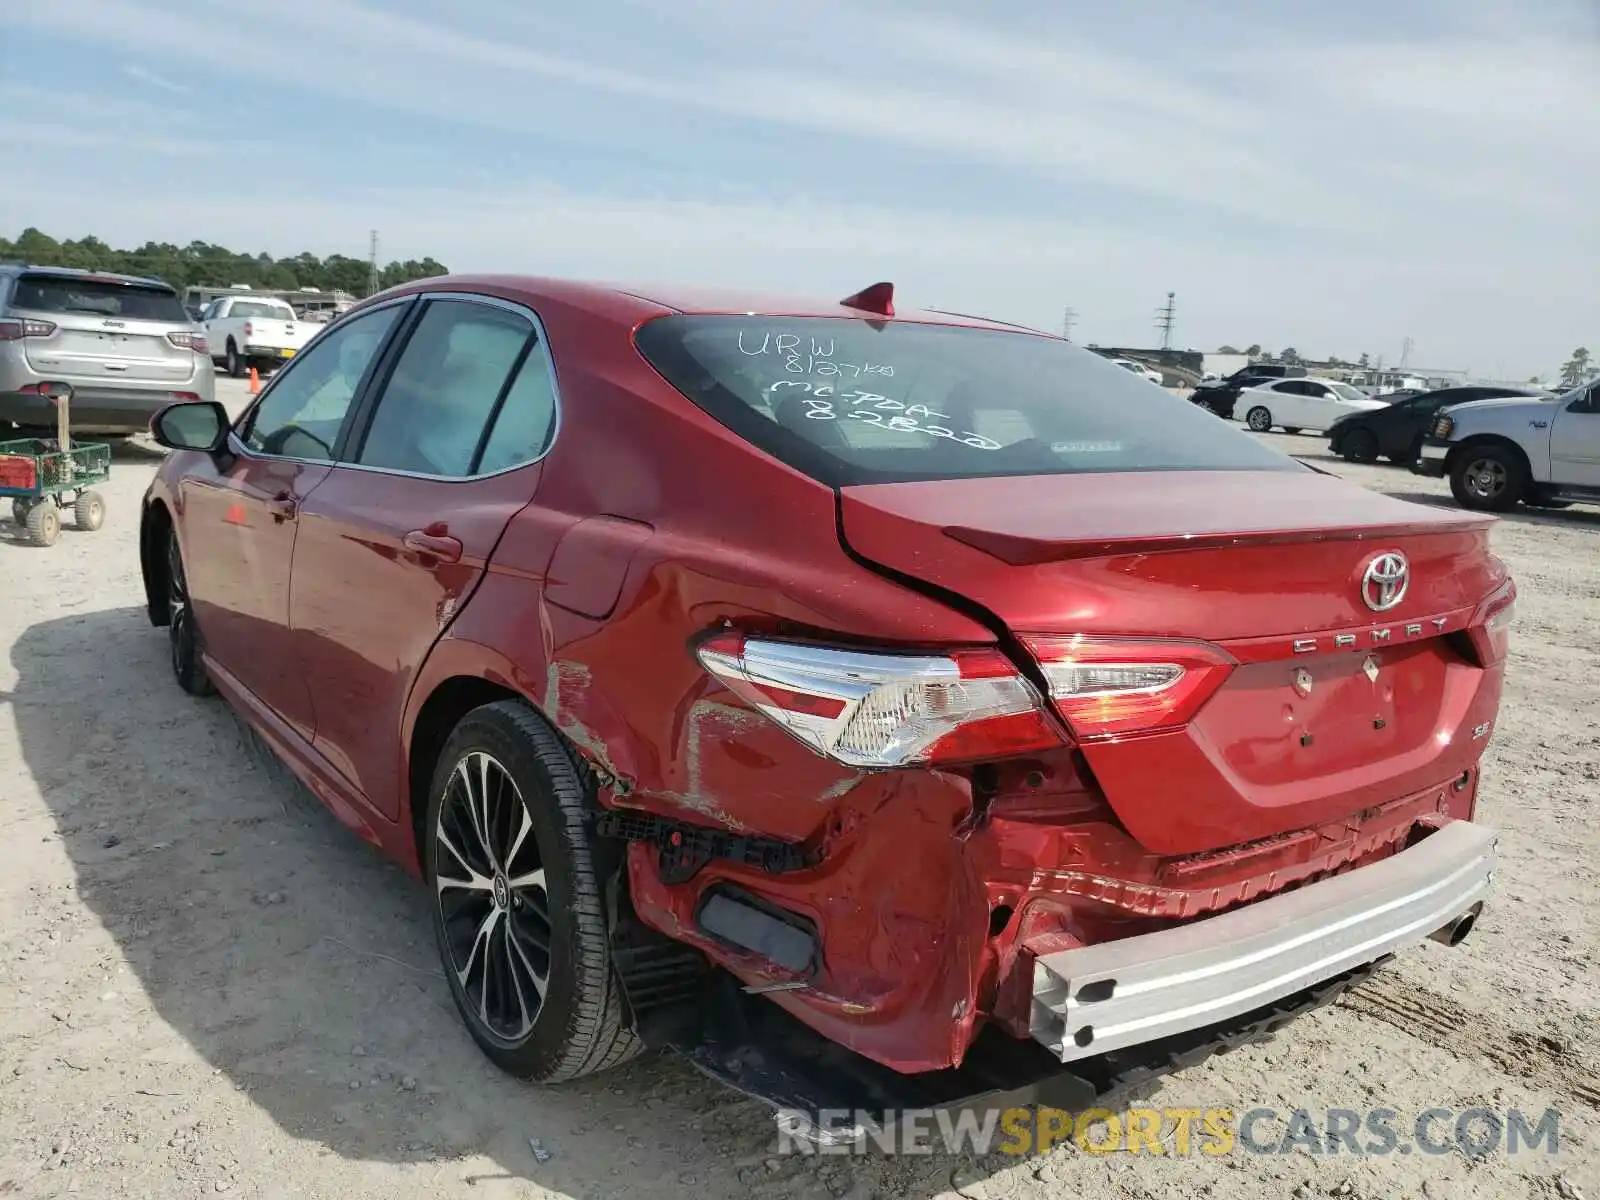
<box><xmin>367</xmin><ymin>230</ymin><xmax>380</xmax><ymax>298</ymax></box>
<box><xmin>1061</xmin><ymin>307</ymin><xmax>1077</xmax><ymax>341</ymax></box>
<box><xmin>1155</xmin><ymin>292</ymin><xmax>1177</xmax><ymax>350</ymax></box>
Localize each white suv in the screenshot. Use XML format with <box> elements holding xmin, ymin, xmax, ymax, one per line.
<box><xmin>0</xmin><ymin>265</ymin><xmax>216</xmax><ymax>436</ymax></box>
<box><xmin>1413</xmin><ymin>380</ymin><xmax>1600</xmax><ymax>511</ymax></box>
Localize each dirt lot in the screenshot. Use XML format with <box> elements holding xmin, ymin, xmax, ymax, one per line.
<box><xmin>1</xmin><ymin>382</ymin><xmax>1596</xmax><ymax>1199</ymax></box>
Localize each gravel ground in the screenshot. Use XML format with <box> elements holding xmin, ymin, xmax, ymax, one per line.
<box><xmin>0</xmin><ymin>379</ymin><xmax>1595</xmax><ymax>1200</ymax></box>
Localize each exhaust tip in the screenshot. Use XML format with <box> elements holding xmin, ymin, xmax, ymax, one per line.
<box><xmin>1428</xmin><ymin>902</ymin><xmax>1483</xmax><ymax>948</ymax></box>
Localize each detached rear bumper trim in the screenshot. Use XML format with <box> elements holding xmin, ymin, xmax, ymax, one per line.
<box><xmin>1030</xmin><ymin>820</ymin><xmax>1498</xmax><ymax>1063</ymax></box>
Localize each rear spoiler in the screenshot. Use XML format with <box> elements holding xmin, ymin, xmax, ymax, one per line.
<box><xmin>944</xmin><ymin>514</ymin><xmax>1496</xmax><ymax>565</ymax></box>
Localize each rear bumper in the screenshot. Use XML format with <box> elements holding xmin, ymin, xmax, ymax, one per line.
<box><xmin>1030</xmin><ymin>819</ymin><xmax>1497</xmax><ymax>1063</ymax></box>
<box><xmin>1412</xmin><ymin>440</ymin><xmax>1449</xmax><ymax>477</ymax></box>
<box><xmin>1</xmin><ymin>384</ymin><xmax>213</xmax><ymax>434</ymax></box>
<box><xmin>243</xmin><ymin>344</ymin><xmax>298</xmax><ymax>359</ymax></box>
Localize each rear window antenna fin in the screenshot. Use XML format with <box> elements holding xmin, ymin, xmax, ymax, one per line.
<box><xmin>839</xmin><ymin>281</ymin><xmax>895</xmax><ymax>318</ymax></box>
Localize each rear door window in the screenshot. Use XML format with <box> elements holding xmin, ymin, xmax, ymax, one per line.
<box><xmin>354</xmin><ymin>298</ymin><xmax>535</xmax><ymax>477</ymax></box>
<box><xmin>634</xmin><ymin>316</ymin><xmax>1301</xmax><ymax>485</ymax></box>
<box><xmin>11</xmin><ymin>274</ymin><xmax>187</xmax><ymax>323</ymax></box>
<box><xmin>476</xmin><ymin>340</ymin><xmax>560</xmax><ymax>474</ymax></box>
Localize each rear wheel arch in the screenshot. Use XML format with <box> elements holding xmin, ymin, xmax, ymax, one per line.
<box><xmin>406</xmin><ymin>676</ymin><xmax>528</xmax><ymax>872</ymax></box>
<box><xmin>404</xmin><ymin>674</ymin><xmax>619</xmax><ymax>867</ymax></box>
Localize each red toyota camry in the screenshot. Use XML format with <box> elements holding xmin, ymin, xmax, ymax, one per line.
<box><xmin>139</xmin><ymin>275</ymin><xmax>1511</xmax><ymax>1127</ymax></box>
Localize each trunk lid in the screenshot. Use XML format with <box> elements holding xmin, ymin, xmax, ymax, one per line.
<box><xmin>839</xmin><ymin>469</ymin><xmax>1507</xmax><ymax>855</ymax></box>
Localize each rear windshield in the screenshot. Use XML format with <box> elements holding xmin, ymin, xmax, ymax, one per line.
<box><xmin>229</xmin><ymin>300</ymin><xmax>296</xmax><ymax>319</ymax></box>
<box><xmin>12</xmin><ymin>275</ymin><xmax>187</xmax><ymax>323</ymax></box>
<box><xmin>634</xmin><ymin>315</ymin><xmax>1303</xmax><ymax>486</ymax></box>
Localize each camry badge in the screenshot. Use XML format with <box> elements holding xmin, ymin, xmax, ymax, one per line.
<box><xmin>1361</xmin><ymin>552</ymin><xmax>1409</xmax><ymax>613</ymax></box>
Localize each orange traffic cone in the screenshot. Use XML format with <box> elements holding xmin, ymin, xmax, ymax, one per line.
<box><xmin>248</xmin><ymin>367</ymin><xmax>260</xmax><ymax>395</ymax></box>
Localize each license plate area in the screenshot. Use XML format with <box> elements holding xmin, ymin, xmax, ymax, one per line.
<box><xmin>1197</xmin><ymin>642</ymin><xmax>1454</xmax><ymax>783</ymax></box>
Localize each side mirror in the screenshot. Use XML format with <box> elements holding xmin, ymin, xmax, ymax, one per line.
<box><xmin>151</xmin><ymin>400</ymin><xmax>230</xmax><ymax>453</ymax></box>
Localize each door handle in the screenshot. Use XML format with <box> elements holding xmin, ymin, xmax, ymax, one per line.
<box><xmin>404</xmin><ymin>527</ymin><xmax>463</xmax><ymax>563</ymax></box>
<box><xmin>266</xmin><ymin>493</ymin><xmax>296</xmax><ymax>522</ymax></box>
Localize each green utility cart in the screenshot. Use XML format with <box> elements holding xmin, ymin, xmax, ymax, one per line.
<box><xmin>0</xmin><ymin>382</ymin><xmax>110</xmax><ymax>547</ymax></box>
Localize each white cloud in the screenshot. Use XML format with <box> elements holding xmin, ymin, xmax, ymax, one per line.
<box><xmin>2</xmin><ymin>174</ymin><xmax>1585</xmax><ymax>376</ymax></box>
<box><xmin>120</xmin><ymin>63</ymin><xmax>188</xmax><ymax>93</ymax></box>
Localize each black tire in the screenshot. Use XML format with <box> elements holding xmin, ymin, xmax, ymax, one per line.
<box><xmin>11</xmin><ymin>498</ymin><xmax>28</xmax><ymax>526</ymax></box>
<box><xmin>1342</xmin><ymin>428</ymin><xmax>1380</xmax><ymax>464</ymax></box>
<box><xmin>1245</xmin><ymin>406</ymin><xmax>1273</xmax><ymax>432</ymax></box>
<box><xmin>73</xmin><ymin>489</ymin><xmax>106</xmax><ymax>532</ymax></box>
<box><xmin>1450</xmin><ymin>444</ymin><xmax>1526</xmax><ymax>513</ymax></box>
<box><xmin>24</xmin><ymin>502</ymin><xmax>59</xmax><ymax>547</ymax></box>
<box><xmin>424</xmin><ymin>701</ymin><xmax>640</xmax><ymax>1083</ymax></box>
<box><xmin>226</xmin><ymin>341</ymin><xmax>246</xmax><ymax>378</ymax></box>
<box><xmin>166</xmin><ymin>528</ymin><xmax>216</xmax><ymax>695</ymax></box>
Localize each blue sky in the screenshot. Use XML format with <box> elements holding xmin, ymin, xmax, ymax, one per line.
<box><xmin>1</xmin><ymin>0</ymin><xmax>1594</xmax><ymax>378</ymax></box>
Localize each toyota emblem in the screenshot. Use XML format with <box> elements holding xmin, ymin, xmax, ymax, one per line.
<box><xmin>1361</xmin><ymin>552</ymin><xmax>1410</xmax><ymax>612</ymax></box>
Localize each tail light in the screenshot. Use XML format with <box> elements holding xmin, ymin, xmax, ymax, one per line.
<box><xmin>1022</xmin><ymin>636</ymin><xmax>1234</xmax><ymax>740</ymax></box>
<box><xmin>1432</xmin><ymin>414</ymin><xmax>1455</xmax><ymax>440</ymax></box>
<box><xmin>167</xmin><ymin>331</ymin><xmax>208</xmax><ymax>355</ymax></box>
<box><xmin>1462</xmin><ymin>578</ymin><xmax>1516</xmax><ymax>667</ymax></box>
<box><xmin>0</xmin><ymin>318</ymin><xmax>57</xmax><ymax>341</ymax></box>
<box><xmin>694</xmin><ymin>633</ymin><xmax>1062</xmax><ymax>768</ymax></box>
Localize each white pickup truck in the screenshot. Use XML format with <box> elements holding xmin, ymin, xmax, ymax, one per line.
<box><xmin>1413</xmin><ymin>378</ymin><xmax>1600</xmax><ymax>511</ymax></box>
<box><xmin>200</xmin><ymin>295</ymin><xmax>316</xmax><ymax>378</ymax></box>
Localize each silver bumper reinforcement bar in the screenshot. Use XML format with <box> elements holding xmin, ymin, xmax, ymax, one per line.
<box><xmin>1031</xmin><ymin>820</ymin><xmax>1499</xmax><ymax>1062</ymax></box>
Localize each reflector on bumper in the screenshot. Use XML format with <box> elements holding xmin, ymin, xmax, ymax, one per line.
<box><xmin>1030</xmin><ymin>819</ymin><xmax>1498</xmax><ymax>1062</ymax></box>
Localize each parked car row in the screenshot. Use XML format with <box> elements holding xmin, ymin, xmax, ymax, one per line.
<box><xmin>1208</xmin><ymin>366</ymin><xmax>1598</xmax><ymax>515</ymax></box>
<box><xmin>1189</xmin><ymin>363</ymin><xmax>1307</xmax><ymax>418</ymax></box>
<box><xmin>1328</xmin><ymin>385</ymin><xmax>1550</xmax><ymax>466</ymax></box>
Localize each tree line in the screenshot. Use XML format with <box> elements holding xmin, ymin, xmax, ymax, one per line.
<box><xmin>0</xmin><ymin>227</ymin><xmax>448</xmax><ymax>297</ymax></box>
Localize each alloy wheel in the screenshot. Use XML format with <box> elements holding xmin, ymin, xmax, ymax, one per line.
<box><xmin>1463</xmin><ymin>457</ymin><xmax>1507</xmax><ymax>502</ymax></box>
<box><xmin>434</xmin><ymin>751</ymin><xmax>552</xmax><ymax>1043</ymax></box>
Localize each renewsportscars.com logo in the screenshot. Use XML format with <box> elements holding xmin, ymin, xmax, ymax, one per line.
<box><xmin>775</xmin><ymin>1105</ymin><xmax>1564</xmax><ymax>1158</ymax></box>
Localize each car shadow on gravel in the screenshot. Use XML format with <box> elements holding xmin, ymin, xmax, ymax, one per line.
<box><xmin>10</xmin><ymin>606</ymin><xmax>1042</xmax><ymax>1199</ymax></box>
